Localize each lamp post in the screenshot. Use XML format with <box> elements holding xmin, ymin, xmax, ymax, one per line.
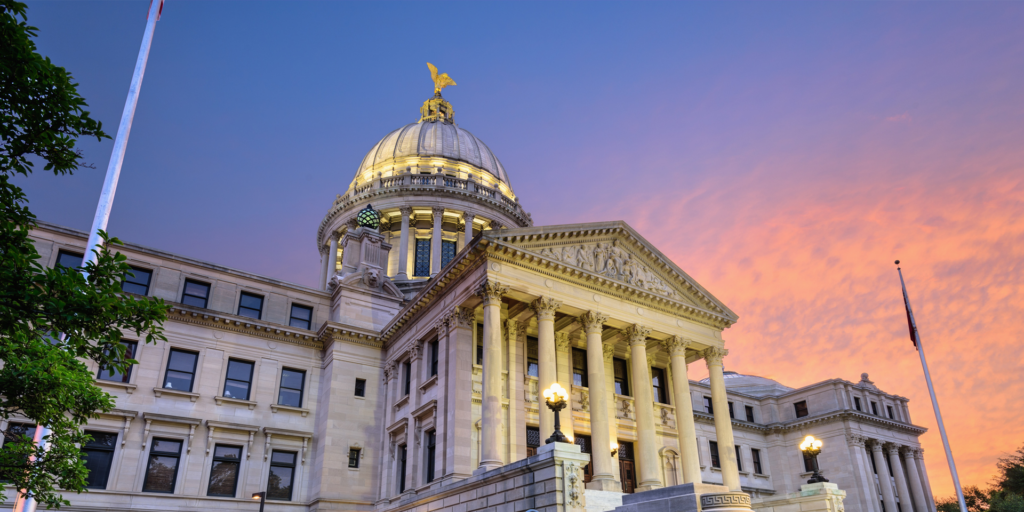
<box><xmin>252</xmin><ymin>491</ymin><xmax>266</xmax><ymax>512</ymax></box>
<box><xmin>799</xmin><ymin>435</ymin><xmax>829</xmax><ymax>484</ymax></box>
<box><xmin>610</xmin><ymin>442</ymin><xmax>619</xmax><ymax>458</ymax></box>
<box><xmin>542</xmin><ymin>383</ymin><xmax>570</xmax><ymax>444</ymax></box>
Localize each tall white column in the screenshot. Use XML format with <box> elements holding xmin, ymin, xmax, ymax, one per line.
<box><xmin>318</xmin><ymin>246</ymin><xmax>329</xmax><ymax>291</ymax></box>
<box><xmin>531</xmin><ymin>297</ymin><xmax>560</xmax><ymax>443</ymax></box>
<box><xmin>430</xmin><ymin>207</ymin><xmax>444</xmax><ymax>276</ymax></box>
<box><xmin>872</xmin><ymin>441</ymin><xmax>899</xmax><ymax>512</ymax></box>
<box><xmin>324</xmin><ymin>233</ymin><xmax>339</xmax><ymax>290</ymax></box>
<box><xmin>626</xmin><ymin>324</ymin><xmax>662</xmax><ymax>491</ymax></box>
<box><xmin>703</xmin><ymin>347</ymin><xmax>740</xmax><ymax>491</ymax></box>
<box><xmin>916</xmin><ymin>450</ymin><xmax>937</xmax><ymax>512</ymax></box>
<box><xmin>664</xmin><ymin>337</ymin><xmax>701</xmax><ymax>484</ymax></box>
<box><xmin>904</xmin><ymin>448</ymin><xmax>929</xmax><ymax>512</ymax></box>
<box><xmin>848</xmin><ymin>435</ymin><xmax>881</xmax><ymax>512</ymax></box>
<box><xmin>888</xmin><ymin>444</ymin><xmax>914</xmax><ymax>512</ymax></box>
<box><xmin>463</xmin><ymin>212</ymin><xmax>475</xmax><ymax>249</ymax></box>
<box><xmin>476</xmin><ymin>280</ymin><xmax>507</xmax><ymax>472</ymax></box>
<box><xmin>603</xmin><ymin>343</ymin><xmax>621</xmax><ymax>484</ymax></box>
<box><xmin>396</xmin><ymin>207</ymin><xmax>412</xmax><ymax>280</ymax></box>
<box><xmin>580</xmin><ymin>312</ymin><xmax>617</xmax><ymax>491</ymax></box>
<box><xmin>378</xmin><ymin>362</ymin><xmax>396</xmax><ymax>500</ymax></box>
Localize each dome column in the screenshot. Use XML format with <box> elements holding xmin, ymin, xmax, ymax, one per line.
<box><xmin>463</xmin><ymin>212</ymin><xmax>475</xmax><ymax>249</ymax></box>
<box><xmin>323</xmin><ymin>232</ymin><xmax>339</xmax><ymax>290</ymax></box>
<box><xmin>396</xmin><ymin>207</ymin><xmax>412</xmax><ymax>280</ymax></box>
<box><xmin>430</xmin><ymin>207</ymin><xmax>444</xmax><ymax>276</ymax></box>
<box><xmin>318</xmin><ymin>245</ymin><xmax>329</xmax><ymax>291</ymax></box>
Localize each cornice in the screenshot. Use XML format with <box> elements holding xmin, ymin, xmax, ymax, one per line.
<box><xmin>690</xmin><ymin>409</ymin><xmax>926</xmax><ymax>436</ymax></box>
<box><xmin>317</xmin><ymin>322</ymin><xmax>384</xmax><ymax>350</ymax></box>
<box><xmin>167</xmin><ymin>304</ymin><xmax>321</xmax><ymax>349</ymax></box>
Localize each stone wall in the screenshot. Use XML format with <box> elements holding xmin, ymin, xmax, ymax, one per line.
<box><xmin>752</xmin><ymin>482</ymin><xmax>846</xmax><ymax>512</ymax></box>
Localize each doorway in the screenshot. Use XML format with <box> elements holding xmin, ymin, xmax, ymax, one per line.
<box><xmin>618</xmin><ymin>440</ymin><xmax>636</xmax><ymax>493</ymax></box>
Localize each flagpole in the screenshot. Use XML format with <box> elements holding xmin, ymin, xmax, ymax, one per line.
<box><xmin>897</xmin><ymin>261</ymin><xmax>967</xmax><ymax>512</ymax></box>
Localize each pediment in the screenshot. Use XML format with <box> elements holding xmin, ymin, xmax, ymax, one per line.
<box><xmin>484</xmin><ymin>221</ymin><xmax>737</xmax><ymax>325</ymax></box>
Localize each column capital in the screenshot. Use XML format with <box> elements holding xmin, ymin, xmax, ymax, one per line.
<box><xmin>603</xmin><ymin>343</ymin><xmax>616</xmax><ymax>362</ymax></box>
<box><xmin>346</xmin><ymin>217</ymin><xmax>359</xmax><ymax>230</ymax></box>
<box><xmin>555</xmin><ymin>332</ymin><xmax>571</xmax><ymax>352</ymax></box>
<box><xmin>384</xmin><ymin>361</ymin><xmax>397</xmax><ymax>382</ymax></box>
<box><xmin>625</xmin><ymin>324</ymin><xmax>651</xmax><ymax>346</ymax></box>
<box><xmin>900</xmin><ymin>446</ymin><xmax>917</xmax><ymax>457</ymax></box>
<box><xmin>399</xmin><ymin>206</ymin><xmax>413</xmax><ymax>217</ymax></box>
<box><xmin>662</xmin><ymin>336</ymin><xmax>693</xmax><ymax>356</ymax></box>
<box><xmin>885</xmin><ymin>443</ymin><xmax>901</xmax><ymax>456</ymax></box>
<box><xmin>530</xmin><ymin>296</ymin><xmax>562</xmax><ymax>321</ymax></box>
<box><xmin>464</xmin><ymin>212</ymin><xmax>475</xmax><ymax>222</ymax></box>
<box><xmin>915</xmin><ymin>448</ymin><xmax>926</xmax><ymax>460</ymax></box>
<box><xmin>646</xmin><ymin>352</ymin><xmax>658</xmax><ymax>368</ymax></box>
<box><xmin>477</xmin><ymin>280</ymin><xmax>508</xmax><ymax>307</ymax></box>
<box><xmin>580</xmin><ymin>311</ymin><xmax>609</xmax><ymax>334</ymax></box>
<box><xmin>869</xmin><ymin>440</ymin><xmax>885</xmax><ymax>453</ymax></box>
<box><xmin>446</xmin><ymin>306</ymin><xmax>474</xmax><ymax>330</ymax></box>
<box><xmin>409</xmin><ymin>342</ymin><xmax>423</xmax><ymax>361</ymax></box>
<box><xmin>431</xmin><ymin>206</ymin><xmax>445</xmax><ymax>218</ymax></box>
<box><xmin>433</xmin><ymin>318</ymin><xmax>449</xmax><ymax>338</ymax></box>
<box><xmin>490</xmin><ymin>220</ymin><xmax>504</xmax><ymax>230</ymax></box>
<box><xmin>846</xmin><ymin>434</ymin><xmax>867</xmax><ymax>448</ymax></box>
<box><xmin>701</xmin><ymin>347</ymin><xmax>729</xmax><ymax>367</ymax></box>
<box><xmin>330</xmin><ymin>230</ymin><xmax>341</xmax><ymax>242</ymax></box>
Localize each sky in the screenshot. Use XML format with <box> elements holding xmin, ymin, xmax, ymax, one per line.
<box><xmin>17</xmin><ymin>0</ymin><xmax>1024</xmax><ymax>500</ymax></box>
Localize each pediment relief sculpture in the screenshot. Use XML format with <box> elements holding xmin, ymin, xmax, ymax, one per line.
<box><xmin>534</xmin><ymin>240</ymin><xmax>682</xmax><ymax>301</ymax></box>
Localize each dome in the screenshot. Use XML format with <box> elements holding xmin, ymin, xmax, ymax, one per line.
<box><xmin>355</xmin><ymin>121</ymin><xmax>512</xmax><ymax>186</ymax></box>
<box><xmin>699</xmin><ymin>371</ymin><xmax>794</xmax><ymax>398</ymax></box>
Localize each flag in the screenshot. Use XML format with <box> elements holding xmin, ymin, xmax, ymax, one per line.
<box><xmin>896</xmin><ymin>260</ymin><xmax>918</xmax><ymax>350</ymax></box>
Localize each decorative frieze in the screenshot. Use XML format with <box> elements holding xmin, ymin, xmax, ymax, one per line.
<box><xmin>535</xmin><ymin>239</ymin><xmax>678</xmax><ymax>299</ymax></box>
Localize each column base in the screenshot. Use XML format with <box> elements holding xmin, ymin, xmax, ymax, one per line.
<box><xmin>586</xmin><ymin>477</ymin><xmax>621</xmax><ymax>492</ymax></box>
<box><xmin>636</xmin><ymin>482</ymin><xmax>664</xmax><ymax>492</ymax></box>
<box><xmin>473</xmin><ymin>461</ymin><xmax>502</xmax><ymax>475</ymax></box>
<box><xmin>700</xmin><ymin>491</ymin><xmax>753</xmax><ymax>511</ymax></box>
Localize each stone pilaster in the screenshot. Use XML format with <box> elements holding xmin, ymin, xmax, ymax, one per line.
<box><xmin>377</xmin><ymin>360</ymin><xmax>397</xmax><ymax>501</ymax></box>
<box><xmin>430</xmin><ymin>207</ymin><xmax>444</xmax><ymax>276</ymax></box>
<box><xmin>871</xmin><ymin>441</ymin><xmax>899</xmax><ymax>512</ymax></box>
<box><xmin>476</xmin><ymin>280</ymin><xmax>508</xmax><ymax>472</ymax></box>
<box><xmin>579</xmin><ymin>311</ymin><xmax>617</xmax><ymax>491</ymax></box>
<box><xmin>703</xmin><ymin>347</ymin><xmax>740</xmax><ymax>491</ymax></box>
<box><xmin>432</xmin><ymin>318</ymin><xmax>449</xmax><ymax>485</ymax></box>
<box><xmin>531</xmin><ymin>296</ymin><xmax>561</xmax><ymax>442</ymax></box>
<box><xmin>444</xmin><ymin>306</ymin><xmax>474</xmax><ymax>481</ymax></box>
<box><xmin>506</xmin><ymin>319</ymin><xmax>527</xmax><ymax>463</ymax></box>
<box><xmin>396</xmin><ymin>206</ymin><xmax>412</xmax><ymax>280</ymax></box>
<box><xmin>626</xmin><ymin>324</ymin><xmax>662</xmax><ymax>491</ymax></box>
<box><xmin>664</xmin><ymin>336</ymin><xmax>701</xmax><ymax>484</ymax></box>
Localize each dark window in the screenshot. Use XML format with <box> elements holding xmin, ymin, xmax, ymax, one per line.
<box><xmin>574</xmin><ymin>434</ymin><xmax>593</xmax><ymax>483</ymax></box>
<box><xmin>413</xmin><ymin>239</ymin><xmax>431</xmax><ymax>277</ymax></box>
<box><xmin>142</xmin><ymin>438</ymin><xmax>183</xmax><ymax>493</ymax></box>
<box><xmin>278</xmin><ymin>368</ymin><xmax>305</xmax><ymax>407</ymax></box>
<box><xmin>871</xmin><ymin>401</ymin><xmax>879</xmax><ymax>415</ymax></box>
<box><xmin>402</xmin><ymin>360</ymin><xmax>412</xmax><ymax>396</ymax></box>
<box><xmin>424</xmin><ymin>430</ymin><xmax>436</xmax><ymax>483</ymax></box>
<box><xmin>397</xmin><ymin>444</ymin><xmax>408</xmax><ymax>493</ymax></box>
<box><xmin>354</xmin><ymin>378</ymin><xmax>366</xmax><ymax>397</ymax></box>
<box><xmin>223</xmin><ymin>359</ymin><xmax>255</xmax><ymax>400</ymax></box>
<box><xmin>854</xmin><ymin>396</ymin><xmax>862</xmax><ymax>411</ymax></box>
<box><xmin>745</xmin><ymin>405</ymin><xmax>755</xmax><ymax>423</ymax></box>
<box><xmin>349</xmin><ymin>448</ymin><xmax>360</xmax><ymax>468</ymax></box>
<box><xmin>572</xmin><ymin>347</ymin><xmax>588</xmax><ymax>387</ymax></box>
<box><xmin>181</xmin><ymin>279</ymin><xmax>210</xmax><ymax>308</ymax></box>
<box><xmin>237</xmin><ymin>292</ymin><xmax>264</xmax><ymax>320</ymax></box>
<box><xmin>735</xmin><ymin>445</ymin><xmax>743</xmax><ymax>472</ymax></box>
<box><xmin>704</xmin><ymin>396</ymin><xmax>713</xmax><ymax>414</ymax></box>
<box><xmin>56</xmin><ymin>250</ymin><xmax>84</xmax><ymax>270</ymax></box>
<box><xmin>207</xmin><ymin>445</ymin><xmax>242</xmax><ymax>497</ymax></box>
<box><xmin>267</xmin><ymin>451</ymin><xmax>296</xmax><ymax>501</ymax></box>
<box><xmin>97</xmin><ymin>340</ymin><xmax>137</xmax><ymax>383</ymax></box>
<box><xmin>163</xmin><ymin>349</ymin><xmax>199</xmax><ymax>392</ymax></box>
<box><xmin>122</xmin><ymin>266</ymin><xmax>152</xmax><ymax>295</ymax></box>
<box><xmin>794</xmin><ymin>401</ymin><xmax>809</xmax><ymax>418</ymax></box>
<box><xmin>613</xmin><ymin>358</ymin><xmax>629</xmax><ymax>396</ymax></box>
<box><xmin>709</xmin><ymin>441</ymin><xmax>721</xmax><ymax>468</ymax></box>
<box><xmin>651</xmin><ymin>367</ymin><xmax>668</xmax><ymax>404</ymax></box>
<box><xmin>475</xmin><ymin>323</ymin><xmax>483</xmax><ymax>365</ymax></box>
<box><xmin>887</xmin><ymin>405</ymin><xmax>895</xmax><ymax>419</ymax></box>
<box><xmin>429</xmin><ymin>340</ymin><xmax>439</xmax><ymax>377</ymax></box>
<box><xmin>81</xmin><ymin>431</ymin><xmax>117</xmax><ymax>489</ymax></box>
<box><xmin>803</xmin><ymin>450</ymin><xmax>816</xmax><ymax>472</ymax></box>
<box><xmin>440</xmin><ymin>240</ymin><xmax>456</xmax><ymax>268</ymax></box>
<box><xmin>751</xmin><ymin>448</ymin><xmax>763</xmax><ymax>474</ymax></box>
<box><xmin>728</xmin><ymin>402</ymin><xmax>735</xmax><ymax>419</ymax></box>
<box><xmin>526</xmin><ymin>426</ymin><xmax>541</xmax><ymax>453</ymax></box>
<box><xmin>526</xmin><ymin>336</ymin><xmax>539</xmax><ymax>377</ymax></box>
<box><xmin>869</xmin><ymin>446</ymin><xmax>879</xmax><ymax>473</ymax></box>
<box><xmin>289</xmin><ymin>304</ymin><xmax>313</xmax><ymax>330</ymax></box>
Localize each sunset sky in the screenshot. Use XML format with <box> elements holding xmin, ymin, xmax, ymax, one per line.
<box><xmin>17</xmin><ymin>1</ymin><xmax>1024</xmax><ymax>499</ymax></box>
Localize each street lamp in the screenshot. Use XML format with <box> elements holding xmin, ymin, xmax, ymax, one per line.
<box><xmin>799</xmin><ymin>435</ymin><xmax>829</xmax><ymax>484</ymax></box>
<box><xmin>252</xmin><ymin>491</ymin><xmax>266</xmax><ymax>512</ymax></box>
<box><xmin>542</xmin><ymin>383</ymin><xmax>570</xmax><ymax>444</ymax></box>
<box><xmin>610</xmin><ymin>442</ymin><xmax>619</xmax><ymax>458</ymax></box>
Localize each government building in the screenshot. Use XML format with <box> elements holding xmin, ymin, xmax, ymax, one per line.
<box><xmin>10</xmin><ymin>70</ymin><xmax>937</xmax><ymax>512</ymax></box>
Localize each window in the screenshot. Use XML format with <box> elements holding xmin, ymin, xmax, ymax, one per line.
<box><xmin>97</xmin><ymin>340</ymin><xmax>137</xmax><ymax>383</ymax></box>
<box><xmin>871</xmin><ymin>401</ymin><xmax>879</xmax><ymax>415</ymax></box>
<box><xmin>349</xmin><ymin>448</ymin><xmax>361</xmax><ymax>468</ymax></box>
<box><xmin>803</xmin><ymin>449</ymin><xmax>816</xmax><ymax>472</ymax></box>
<box><xmin>278</xmin><ymin>368</ymin><xmax>305</xmax><ymax>407</ymax></box>
<box><xmin>402</xmin><ymin>360</ymin><xmax>412</xmax><ymax>396</ymax></box>
<box><xmin>397</xmin><ymin>444</ymin><xmax>408</xmax><ymax>493</ymax></box>
<box><xmin>704</xmin><ymin>396</ymin><xmax>713</xmax><ymax>414</ymax></box>
<box><xmin>354</xmin><ymin>378</ymin><xmax>366</xmax><ymax>397</ymax></box>
<box><xmin>854</xmin><ymin>396</ymin><xmax>862</xmax><ymax>411</ymax></box>
<box><xmin>181</xmin><ymin>279</ymin><xmax>210</xmax><ymax>308</ymax></box>
<box><xmin>122</xmin><ymin>266</ymin><xmax>152</xmax><ymax>295</ymax></box>
<box><xmin>267</xmin><ymin>451</ymin><xmax>297</xmax><ymax>501</ymax></box>
<box><xmin>56</xmin><ymin>250</ymin><xmax>83</xmax><ymax>270</ymax></box>
<box><xmin>207</xmin><ymin>445</ymin><xmax>242</xmax><ymax>497</ymax></box>
<box><xmin>81</xmin><ymin>431</ymin><xmax>117</xmax><ymax>489</ymax></box>
<box><xmin>440</xmin><ymin>240</ymin><xmax>456</xmax><ymax>268</ymax></box>
<box><xmin>887</xmin><ymin>405</ymin><xmax>895</xmax><ymax>419</ymax></box>
<box><xmin>728</xmin><ymin>402</ymin><xmax>735</xmax><ymax>419</ymax></box>
<box><xmin>475</xmin><ymin>323</ymin><xmax>483</xmax><ymax>365</ymax></box>
<box><xmin>3</xmin><ymin>422</ymin><xmax>36</xmax><ymax>476</ymax></box>
<box><xmin>163</xmin><ymin>349</ymin><xmax>199</xmax><ymax>391</ymax></box>
<box><xmin>572</xmin><ymin>347</ymin><xmax>588</xmax><ymax>387</ymax></box>
<box><xmin>413</xmin><ymin>239</ymin><xmax>431</xmax><ymax>277</ymax></box>
<box><xmin>745</xmin><ymin>405</ymin><xmax>755</xmax><ymax>423</ymax></box>
<box><xmin>429</xmin><ymin>340</ymin><xmax>439</xmax><ymax>377</ymax></box>
<box><xmin>735</xmin><ymin>445</ymin><xmax>743</xmax><ymax>472</ymax></box>
<box><xmin>223</xmin><ymin>359</ymin><xmax>255</xmax><ymax>400</ymax></box>
<box><xmin>574</xmin><ymin>434</ymin><xmax>594</xmax><ymax>483</ymax></box>
<box><xmin>651</xmin><ymin>367</ymin><xmax>668</xmax><ymax>404</ymax></box>
<box><xmin>527</xmin><ymin>336</ymin><xmax>539</xmax><ymax>378</ymax></box>
<box><xmin>424</xmin><ymin>430</ymin><xmax>436</xmax><ymax>483</ymax></box>
<box><xmin>526</xmin><ymin>426</ymin><xmax>541</xmax><ymax>457</ymax></box>
<box><xmin>237</xmin><ymin>292</ymin><xmax>264</xmax><ymax>319</ymax></box>
<box><xmin>709</xmin><ymin>441</ymin><xmax>721</xmax><ymax>468</ymax></box>
<box><xmin>794</xmin><ymin>400</ymin><xmax>809</xmax><ymax>418</ymax></box>
<box><xmin>751</xmin><ymin>448</ymin><xmax>763</xmax><ymax>474</ymax></box>
<box><xmin>613</xmin><ymin>358</ymin><xmax>629</xmax><ymax>396</ymax></box>
<box><xmin>142</xmin><ymin>438</ymin><xmax>183</xmax><ymax>493</ymax></box>
<box><xmin>289</xmin><ymin>304</ymin><xmax>313</xmax><ymax>330</ymax></box>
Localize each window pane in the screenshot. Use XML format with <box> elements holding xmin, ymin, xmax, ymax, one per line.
<box><xmin>152</xmin><ymin>439</ymin><xmax>182</xmax><ymax>454</ymax></box>
<box><xmin>143</xmin><ymin>455</ymin><xmax>179</xmax><ymax>492</ymax></box>
<box><xmin>98</xmin><ymin>341</ymin><xmax>136</xmax><ymax>383</ymax></box>
<box><xmin>167</xmin><ymin>350</ymin><xmax>197</xmax><ymax>373</ymax></box>
<box><xmin>441</xmin><ymin>240</ymin><xmax>456</xmax><ymax>268</ymax></box>
<box><xmin>182</xmin><ymin>294</ymin><xmax>207</xmax><ymax>308</ymax></box>
<box><xmin>354</xmin><ymin>378</ymin><xmax>366</xmax><ymax>397</ymax></box>
<box><xmin>82</xmin><ymin>448</ymin><xmax>114</xmax><ymax>489</ymax></box>
<box><xmin>56</xmin><ymin>251</ymin><xmax>84</xmax><ymax>269</ymax></box>
<box><xmin>182</xmin><ymin>280</ymin><xmax>210</xmax><ymax>308</ymax></box>
<box><xmin>267</xmin><ymin>465</ymin><xmax>294</xmax><ymax>500</ymax></box>
<box><xmin>271</xmin><ymin>451</ymin><xmax>296</xmax><ymax>465</ymax></box>
<box><xmin>414</xmin><ymin>239</ymin><xmax>431</xmax><ymax>277</ymax></box>
<box><xmin>223</xmin><ymin>380</ymin><xmax>250</xmax><ymax>400</ymax></box>
<box><xmin>280</xmin><ymin>369</ymin><xmax>304</xmax><ymax>390</ymax></box>
<box><xmin>226</xmin><ymin>360</ymin><xmax>253</xmax><ymax>381</ymax></box>
<box><xmin>164</xmin><ymin>371</ymin><xmax>194</xmax><ymax>391</ymax></box>
<box><xmin>85</xmin><ymin>432</ymin><xmax>118</xmax><ymax>449</ymax></box>
<box><xmin>122</xmin><ymin>267</ymin><xmax>152</xmax><ymax>295</ymax></box>
<box><xmin>527</xmin><ymin>362</ymin><xmax>539</xmax><ymax>378</ymax></box>
<box><xmin>289</xmin><ymin>316</ymin><xmax>311</xmax><ymax>329</ymax></box>
<box><xmin>278</xmin><ymin>388</ymin><xmax>301</xmax><ymax>407</ymax></box>
<box><xmin>214</xmin><ymin>445</ymin><xmax>241</xmax><ymax>459</ymax></box>
<box><xmin>239</xmin><ymin>293</ymin><xmax>263</xmax><ymax>310</ymax></box>
<box><xmin>290</xmin><ymin>305</ymin><xmax>312</xmax><ymax>322</ymax></box>
<box><xmin>207</xmin><ymin>460</ymin><xmax>240</xmax><ymax>496</ymax></box>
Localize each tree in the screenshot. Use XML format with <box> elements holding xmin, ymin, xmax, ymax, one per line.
<box><xmin>1</xmin><ymin>1</ymin><xmax>168</xmax><ymax>508</ymax></box>
<box><xmin>934</xmin><ymin>444</ymin><xmax>1024</xmax><ymax>512</ymax></box>
<box><xmin>996</xmin><ymin>446</ymin><xmax>1024</xmax><ymax>497</ymax></box>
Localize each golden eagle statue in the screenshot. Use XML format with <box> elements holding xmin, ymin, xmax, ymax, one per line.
<box><xmin>427</xmin><ymin>62</ymin><xmax>456</xmax><ymax>95</ymax></box>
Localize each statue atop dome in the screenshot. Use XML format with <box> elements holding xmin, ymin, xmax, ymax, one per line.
<box><xmin>420</xmin><ymin>63</ymin><xmax>456</xmax><ymax>123</ymax></box>
<box><xmin>427</xmin><ymin>62</ymin><xmax>456</xmax><ymax>95</ymax></box>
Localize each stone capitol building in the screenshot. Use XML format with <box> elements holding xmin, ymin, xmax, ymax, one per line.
<box><xmin>12</xmin><ymin>68</ymin><xmax>938</xmax><ymax>512</ymax></box>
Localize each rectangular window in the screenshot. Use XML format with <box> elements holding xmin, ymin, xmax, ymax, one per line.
<box><xmin>728</xmin><ymin>402</ymin><xmax>735</xmax><ymax>419</ymax></box>
<box><xmin>81</xmin><ymin>431</ymin><xmax>117</xmax><ymax>489</ymax></box>
<box><xmin>794</xmin><ymin>400</ymin><xmax>809</xmax><ymax>418</ymax></box>
<box><xmin>142</xmin><ymin>438</ymin><xmax>183</xmax><ymax>493</ymax></box>
<box><xmin>735</xmin><ymin>445</ymin><xmax>743</xmax><ymax>472</ymax></box>
<box><xmin>887</xmin><ymin>405</ymin><xmax>895</xmax><ymax>419</ymax></box>
<box><xmin>440</xmin><ymin>240</ymin><xmax>456</xmax><ymax>268</ymax></box>
<box><xmin>704</xmin><ymin>396</ymin><xmax>713</xmax><ymax>414</ymax></box>
<box><xmin>207</xmin><ymin>445</ymin><xmax>242</xmax><ymax>497</ymax></box>
<box><xmin>871</xmin><ymin>401</ymin><xmax>879</xmax><ymax>415</ymax></box>
<box><xmin>354</xmin><ymin>378</ymin><xmax>366</xmax><ymax>397</ymax></box>
<box><xmin>572</xmin><ymin>347</ymin><xmax>588</xmax><ymax>387</ymax></box>
<box><xmin>97</xmin><ymin>340</ymin><xmax>137</xmax><ymax>383</ymax></box>
<box><xmin>181</xmin><ymin>279</ymin><xmax>210</xmax><ymax>308</ymax></box>
<box><xmin>854</xmin><ymin>396</ymin><xmax>862</xmax><ymax>411</ymax></box>
<box><xmin>402</xmin><ymin>360</ymin><xmax>412</xmax><ymax>396</ymax></box>
<box><xmin>223</xmin><ymin>359</ymin><xmax>255</xmax><ymax>400</ymax></box>
<box><xmin>163</xmin><ymin>349</ymin><xmax>199</xmax><ymax>392</ymax></box>
<box><xmin>237</xmin><ymin>292</ymin><xmax>264</xmax><ymax>320</ymax></box>
<box><xmin>709</xmin><ymin>441</ymin><xmax>721</xmax><ymax>468</ymax></box>
<box><xmin>267</xmin><ymin>451</ymin><xmax>297</xmax><ymax>501</ymax></box>
<box><xmin>745</xmin><ymin>405</ymin><xmax>755</xmax><ymax>423</ymax></box>
<box><xmin>278</xmin><ymin>368</ymin><xmax>305</xmax><ymax>407</ymax></box>
<box><xmin>613</xmin><ymin>358</ymin><xmax>629</xmax><ymax>396</ymax></box>
<box><xmin>122</xmin><ymin>266</ymin><xmax>152</xmax><ymax>295</ymax></box>
<box><xmin>397</xmin><ymin>444</ymin><xmax>408</xmax><ymax>493</ymax></box>
<box><xmin>56</xmin><ymin>250</ymin><xmax>84</xmax><ymax>270</ymax></box>
<box><xmin>429</xmin><ymin>340</ymin><xmax>439</xmax><ymax>377</ymax></box>
<box><xmin>651</xmin><ymin>367</ymin><xmax>668</xmax><ymax>404</ymax></box>
<box><xmin>424</xmin><ymin>430</ymin><xmax>436</xmax><ymax>483</ymax></box>
<box><xmin>413</xmin><ymin>239</ymin><xmax>431</xmax><ymax>277</ymax></box>
<box><xmin>803</xmin><ymin>450</ymin><xmax>816</xmax><ymax>472</ymax></box>
<box><xmin>475</xmin><ymin>323</ymin><xmax>483</xmax><ymax>365</ymax></box>
<box><xmin>289</xmin><ymin>304</ymin><xmax>313</xmax><ymax>330</ymax></box>
<box><xmin>527</xmin><ymin>336</ymin><xmax>539</xmax><ymax>377</ymax></box>
<box><xmin>348</xmin><ymin>448</ymin><xmax>360</xmax><ymax>468</ymax></box>
<box><xmin>751</xmin><ymin>448</ymin><xmax>763</xmax><ymax>474</ymax></box>
<box><xmin>526</xmin><ymin>426</ymin><xmax>540</xmax><ymax>457</ymax></box>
